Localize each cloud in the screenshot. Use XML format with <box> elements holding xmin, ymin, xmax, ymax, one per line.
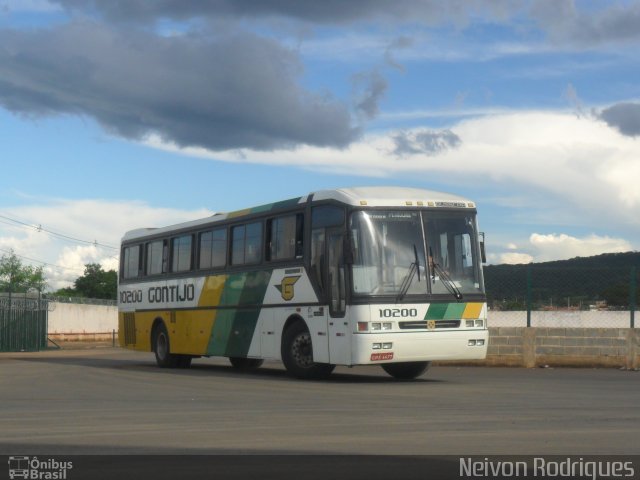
<box><xmin>531</xmin><ymin>0</ymin><xmax>640</xmax><ymax>47</ymax></box>
<box><xmin>495</xmin><ymin>252</ymin><xmax>534</xmax><ymax>265</ymax></box>
<box><xmin>491</xmin><ymin>233</ymin><xmax>633</xmax><ymax>265</ymax></box>
<box><xmin>0</xmin><ymin>199</ymin><xmax>211</xmax><ymax>290</ymax></box>
<box><xmin>529</xmin><ymin>233</ymin><xmax>632</xmax><ymax>263</ymax></box>
<box><xmin>147</xmin><ymin>109</ymin><xmax>640</xmax><ymax>231</ymax></box>
<box><xmin>0</xmin><ymin>22</ymin><xmax>357</xmax><ymax>151</ymax></box>
<box><xmin>392</xmin><ymin>129</ymin><xmax>462</xmax><ymax>156</ymax></box>
<box><xmin>597</xmin><ymin>102</ymin><xmax>640</xmax><ymax>137</ymax></box>
<box><xmin>352</xmin><ymin>69</ymin><xmax>388</xmax><ymax>120</ymax></box>
<box><xmin>50</xmin><ymin>0</ymin><xmax>523</xmax><ymax>25</ymax></box>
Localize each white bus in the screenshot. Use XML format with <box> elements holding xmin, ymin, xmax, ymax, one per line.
<box><xmin>118</xmin><ymin>187</ymin><xmax>488</xmax><ymax>379</ymax></box>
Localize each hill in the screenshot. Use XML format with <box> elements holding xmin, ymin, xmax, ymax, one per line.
<box><xmin>483</xmin><ymin>251</ymin><xmax>640</xmax><ymax>309</ymax></box>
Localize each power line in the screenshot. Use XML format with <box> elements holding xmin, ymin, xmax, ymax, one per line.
<box><xmin>0</xmin><ymin>213</ymin><xmax>118</xmax><ymax>250</ymax></box>
<box><xmin>0</xmin><ymin>247</ymin><xmax>86</xmax><ymax>274</ymax></box>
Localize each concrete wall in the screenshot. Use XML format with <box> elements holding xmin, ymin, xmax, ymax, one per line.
<box><xmin>482</xmin><ymin>327</ymin><xmax>639</xmax><ymax>369</ymax></box>
<box><xmin>488</xmin><ymin>310</ymin><xmax>636</xmax><ymax>328</ymax></box>
<box><xmin>48</xmin><ymin>302</ymin><xmax>118</xmax><ymax>341</ymax></box>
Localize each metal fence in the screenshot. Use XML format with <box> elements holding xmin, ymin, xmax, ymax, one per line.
<box><xmin>0</xmin><ymin>293</ymin><xmax>50</xmax><ymax>352</ymax></box>
<box><xmin>485</xmin><ymin>265</ymin><xmax>638</xmax><ymax>327</ymax></box>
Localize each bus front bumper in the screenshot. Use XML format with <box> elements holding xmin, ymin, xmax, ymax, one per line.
<box><xmin>352</xmin><ymin>329</ymin><xmax>488</xmax><ymax>365</ymax></box>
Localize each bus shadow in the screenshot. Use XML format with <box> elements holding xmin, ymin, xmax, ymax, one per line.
<box><xmin>13</xmin><ymin>354</ymin><xmax>443</xmax><ymax>384</ymax></box>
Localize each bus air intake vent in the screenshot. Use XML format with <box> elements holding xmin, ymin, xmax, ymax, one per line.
<box><xmin>123</xmin><ymin>313</ymin><xmax>136</xmax><ymax>345</ymax></box>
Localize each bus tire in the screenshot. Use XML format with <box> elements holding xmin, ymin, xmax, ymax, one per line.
<box><xmin>381</xmin><ymin>361</ymin><xmax>431</xmax><ymax>380</ymax></box>
<box><xmin>152</xmin><ymin>322</ymin><xmax>179</xmax><ymax>368</ymax></box>
<box><xmin>281</xmin><ymin>321</ymin><xmax>335</xmax><ymax>380</ymax></box>
<box><xmin>229</xmin><ymin>357</ymin><xmax>264</xmax><ymax>370</ymax></box>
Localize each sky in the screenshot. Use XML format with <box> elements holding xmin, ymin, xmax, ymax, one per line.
<box><xmin>1</xmin><ymin>0</ymin><xmax>639</xmax><ymax>290</ymax></box>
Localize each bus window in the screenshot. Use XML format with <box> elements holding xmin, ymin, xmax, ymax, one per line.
<box><xmin>199</xmin><ymin>228</ymin><xmax>227</xmax><ymax>269</ymax></box>
<box><xmin>268</xmin><ymin>214</ymin><xmax>303</xmax><ymax>261</ymax></box>
<box><xmin>311</xmin><ymin>205</ymin><xmax>344</xmax><ymax>229</ymax></box>
<box><xmin>122</xmin><ymin>245</ymin><xmax>141</xmax><ymax>279</ymax></box>
<box><xmin>310</xmin><ymin>205</ymin><xmax>344</xmax><ymax>296</ymax></box>
<box><xmin>231</xmin><ymin>222</ymin><xmax>262</xmax><ymax>265</ymax></box>
<box><xmin>171</xmin><ymin>235</ymin><xmax>193</xmax><ymax>272</ymax></box>
<box><xmin>146</xmin><ymin>240</ymin><xmax>165</xmax><ymax>276</ymax></box>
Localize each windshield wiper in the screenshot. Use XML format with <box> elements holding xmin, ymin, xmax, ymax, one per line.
<box><xmin>395</xmin><ymin>244</ymin><xmax>422</xmax><ymax>303</ymax></box>
<box><xmin>429</xmin><ymin>247</ymin><xmax>463</xmax><ymax>301</ymax></box>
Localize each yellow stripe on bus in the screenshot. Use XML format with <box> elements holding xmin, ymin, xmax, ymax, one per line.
<box><xmin>462</xmin><ymin>302</ymin><xmax>483</xmax><ymax>319</ymax></box>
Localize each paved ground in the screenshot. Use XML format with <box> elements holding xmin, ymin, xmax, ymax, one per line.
<box><xmin>1</xmin><ymin>347</ymin><xmax>638</xmax><ymax>455</ymax></box>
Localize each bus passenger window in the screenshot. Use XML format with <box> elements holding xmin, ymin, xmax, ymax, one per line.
<box><xmin>231</xmin><ymin>222</ymin><xmax>262</xmax><ymax>265</ymax></box>
<box><xmin>171</xmin><ymin>235</ymin><xmax>192</xmax><ymax>272</ymax></box>
<box><xmin>122</xmin><ymin>245</ymin><xmax>141</xmax><ymax>279</ymax></box>
<box><xmin>146</xmin><ymin>240</ymin><xmax>165</xmax><ymax>276</ymax></box>
<box><xmin>199</xmin><ymin>228</ymin><xmax>226</xmax><ymax>269</ymax></box>
<box><xmin>268</xmin><ymin>214</ymin><xmax>303</xmax><ymax>261</ymax></box>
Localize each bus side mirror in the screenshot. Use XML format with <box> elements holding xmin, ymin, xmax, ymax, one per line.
<box><xmin>480</xmin><ymin>232</ymin><xmax>487</xmax><ymax>264</ymax></box>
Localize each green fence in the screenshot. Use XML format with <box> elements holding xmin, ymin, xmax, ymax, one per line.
<box><xmin>0</xmin><ymin>294</ymin><xmax>48</xmax><ymax>352</ymax></box>
<box><xmin>484</xmin><ymin>265</ymin><xmax>639</xmax><ymax>328</ymax></box>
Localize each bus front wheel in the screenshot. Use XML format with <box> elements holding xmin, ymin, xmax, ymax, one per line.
<box><xmin>381</xmin><ymin>361</ymin><xmax>430</xmax><ymax>380</ymax></box>
<box><xmin>281</xmin><ymin>322</ymin><xmax>335</xmax><ymax>380</ymax></box>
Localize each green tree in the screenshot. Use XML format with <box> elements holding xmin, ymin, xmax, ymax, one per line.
<box><xmin>0</xmin><ymin>250</ymin><xmax>47</xmax><ymax>293</ymax></box>
<box><xmin>68</xmin><ymin>263</ymin><xmax>117</xmax><ymax>300</ymax></box>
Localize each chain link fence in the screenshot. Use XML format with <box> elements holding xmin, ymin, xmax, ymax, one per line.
<box><xmin>485</xmin><ymin>265</ymin><xmax>638</xmax><ymax>327</ymax></box>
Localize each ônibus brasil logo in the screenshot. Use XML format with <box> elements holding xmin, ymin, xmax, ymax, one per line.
<box><xmin>8</xmin><ymin>456</ymin><xmax>73</xmax><ymax>480</ymax></box>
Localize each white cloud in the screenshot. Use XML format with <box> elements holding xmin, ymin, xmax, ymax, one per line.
<box><xmin>528</xmin><ymin>233</ymin><xmax>632</xmax><ymax>262</ymax></box>
<box><xmin>147</xmin><ymin>110</ymin><xmax>640</xmax><ymax>231</ymax></box>
<box><xmin>496</xmin><ymin>252</ymin><xmax>534</xmax><ymax>265</ymax></box>
<box><xmin>490</xmin><ymin>232</ymin><xmax>633</xmax><ymax>265</ymax></box>
<box><xmin>0</xmin><ymin>199</ymin><xmax>212</xmax><ymax>291</ymax></box>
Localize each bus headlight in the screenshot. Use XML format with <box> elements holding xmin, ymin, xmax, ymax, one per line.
<box><xmin>465</xmin><ymin>320</ymin><xmax>474</xmax><ymax>328</ymax></box>
<box><xmin>371</xmin><ymin>322</ymin><xmax>382</xmax><ymax>331</ymax></box>
<box><xmin>382</xmin><ymin>322</ymin><xmax>392</xmax><ymax>330</ymax></box>
<box><xmin>475</xmin><ymin>319</ymin><xmax>484</xmax><ymax>327</ymax></box>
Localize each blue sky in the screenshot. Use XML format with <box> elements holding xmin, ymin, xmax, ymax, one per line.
<box><xmin>1</xmin><ymin>0</ymin><xmax>639</xmax><ymax>289</ymax></box>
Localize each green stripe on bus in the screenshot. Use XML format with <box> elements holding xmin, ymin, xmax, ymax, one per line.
<box><xmin>424</xmin><ymin>303</ymin><xmax>466</xmax><ymax>320</ymax></box>
<box><xmin>206</xmin><ymin>270</ymin><xmax>273</xmax><ymax>357</ymax></box>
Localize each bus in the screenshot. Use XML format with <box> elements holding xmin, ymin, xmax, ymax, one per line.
<box><xmin>118</xmin><ymin>187</ymin><xmax>488</xmax><ymax>379</ymax></box>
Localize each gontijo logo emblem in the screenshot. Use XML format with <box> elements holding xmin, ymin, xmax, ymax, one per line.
<box><xmin>275</xmin><ymin>275</ymin><xmax>300</xmax><ymax>301</ymax></box>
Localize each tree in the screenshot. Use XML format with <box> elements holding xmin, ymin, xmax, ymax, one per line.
<box><xmin>0</xmin><ymin>250</ymin><xmax>47</xmax><ymax>293</ymax></box>
<box><xmin>58</xmin><ymin>263</ymin><xmax>117</xmax><ymax>300</ymax></box>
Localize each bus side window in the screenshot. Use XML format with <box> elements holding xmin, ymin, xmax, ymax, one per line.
<box><xmin>146</xmin><ymin>240</ymin><xmax>165</xmax><ymax>276</ymax></box>
<box><xmin>171</xmin><ymin>234</ymin><xmax>193</xmax><ymax>273</ymax></box>
<box><xmin>122</xmin><ymin>244</ymin><xmax>142</xmax><ymax>279</ymax></box>
<box><xmin>267</xmin><ymin>213</ymin><xmax>303</xmax><ymax>261</ymax></box>
<box><xmin>231</xmin><ymin>222</ymin><xmax>262</xmax><ymax>265</ymax></box>
<box><xmin>199</xmin><ymin>228</ymin><xmax>227</xmax><ymax>269</ymax></box>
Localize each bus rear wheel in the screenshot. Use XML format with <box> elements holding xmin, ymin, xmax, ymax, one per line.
<box><xmin>229</xmin><ymin>357</ymin><xmax>264</xmax><ymax>370</ymax></box>
<box><xmin>281</xmin><ymin>321</ymin><xmax>335</xmax><ymax>379</ymax></box>
<box><xmin>381</xmin><ymin>361</ymin><xmax>430</xmax><ymax>380</ymax></box>
<box><xmin>152</xmin><ymin>322</ymin><xmax>192</xmax><ymax>369</ymax></box>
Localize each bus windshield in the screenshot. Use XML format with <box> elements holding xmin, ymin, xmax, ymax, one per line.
<box><xmin>350</xmin><ymin>210</ymin><xmax>484</xmax><ymax>298</ymax></box>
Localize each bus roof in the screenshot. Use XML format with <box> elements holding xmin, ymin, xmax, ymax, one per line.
<box><xmin>121</xmin><ymin>186</ymin><xmax>474</xmax><ymax>243</ymax></box>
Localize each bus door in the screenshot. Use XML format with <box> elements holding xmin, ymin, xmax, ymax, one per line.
<box><xmin>327</xmin><ymin>230</ymin><xmax>351</xmax><ymax>365</ymax></box>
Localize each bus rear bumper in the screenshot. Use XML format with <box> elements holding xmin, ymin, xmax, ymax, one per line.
<box><xmin>351</xmin><ymin>329</ymin><xmax>488</xmax><ymax>365</ymax></box>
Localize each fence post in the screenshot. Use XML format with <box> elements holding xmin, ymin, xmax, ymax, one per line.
<box><xmin>526</xmin><ymin>267</ymin><xmax>532</xmax><ymax>327</ymax></box>
<box><xmin>631</xmin><ymin>266</ymin><xmax>637</xmax><ymax>329</ymax></box>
